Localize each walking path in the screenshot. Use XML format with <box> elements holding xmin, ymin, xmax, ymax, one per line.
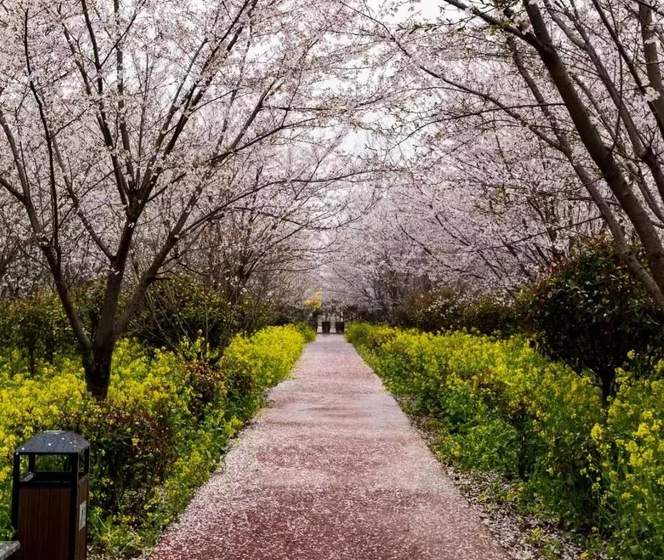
<box><xmin>152</xmin><ymin>336</ymin><xmax>509</xmax><ymax>560</ymax></box>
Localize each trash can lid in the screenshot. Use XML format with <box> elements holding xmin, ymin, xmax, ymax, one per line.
<box><xmin>0</xmin><ymin>542</ymin><xmax>20</xmax><ymax>560</ymax></box>
<box><xmin>17</xmin><ymin>431</ymin><xmax>90</xmax><ymax>455</ymax></box>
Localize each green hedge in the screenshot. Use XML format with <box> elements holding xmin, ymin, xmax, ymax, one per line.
<box><xmin>347</xmin><ymin>323</ymin><xmax>664</xmax><ymax>560</ymax></box>
<box><xmin>0</xmin><ymin>324</ymin><xmax>311</xmax><ymax>556</ymax></box>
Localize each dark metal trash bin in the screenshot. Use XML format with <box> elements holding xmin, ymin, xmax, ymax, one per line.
<box><xmin>12</xmin><ymin>431</ymin><xmax>90</xmax><ymax>560</ymax></box>
<box><xmin>321</xmin><ymin>321</ymin><xmax>331</xmax><ymax>334</ymax></box>
<box><xmin>335</xmin><ymin>322</ymin><xmax>345</xmax><ymax>334</ymax></box>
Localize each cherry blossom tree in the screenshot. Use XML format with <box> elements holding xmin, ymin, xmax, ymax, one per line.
<box><xmin>354</xmin><ymin>0</ymin><xmax>664</xmax><ymax>308</ymax></box>
<box><xmin>0</xmin><ymin>0</ymin><xmax>372</xmax><ymax>398</ymax></box>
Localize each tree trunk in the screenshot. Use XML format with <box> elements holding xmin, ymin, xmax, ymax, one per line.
<box><xmin>600</xmin><ymin>369</ymin><xmax>614</xmax><ymax>407</ymax></box>
<box><xmin>83</xmin><ymin>341</ymin><xmax>115</xmax><ymax>400</ymax></box>
<box><xmin>523</xmin><ymin>1</ymin><xmax>664</xmax><ymax>310</ymax></box>
<box><xmin>29</xmin><ymin>346</ymin><xmax>36</xmax><ymax>377</ymax></box>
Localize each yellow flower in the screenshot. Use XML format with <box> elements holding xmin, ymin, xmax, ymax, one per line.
<box><xmin>634</xmin><ymin>423</ymin><xmax>650</xmax><ymax>438</ymax></box>
<box><xmin>590</xmin><ymin>423</ymin><xmax>603</xmax><ymax>441</ymax></box>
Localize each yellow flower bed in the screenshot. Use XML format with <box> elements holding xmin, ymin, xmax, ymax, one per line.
<box><xmin>0</xmin><ymin>324</ymin><xmax>310</xmax><ymax>556</ymax></box>
<box><xmin>347</xmin><ymin>323</ymin><xmax>664</xmax><ymax>560</ymax></box>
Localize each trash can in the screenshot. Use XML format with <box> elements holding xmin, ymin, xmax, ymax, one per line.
<box><xmin>321</xmin><ymin>321</ymin><xmax>331</xmax><ymax>334</ymax></box>
<box><xmin>335</xmin><ymin>322</ymin><xmax>345</xmax><ymax>334</ymax></box>
<box><xmin>12</xmin><ymin>431</ymin><xmax>90</xmax><ymax>560</ymax></box>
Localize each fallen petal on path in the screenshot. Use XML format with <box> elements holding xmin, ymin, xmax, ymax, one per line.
<box><xmin>152</xmin><ymin>336</ymin><xmax>510</xmax><ymax>560</ymax></box>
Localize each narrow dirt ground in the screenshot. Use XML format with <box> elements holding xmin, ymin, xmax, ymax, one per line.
<box><xmin>151</xmin><ymin>336</ymin><xmax>509</xmax><ymax>560</ymax></box>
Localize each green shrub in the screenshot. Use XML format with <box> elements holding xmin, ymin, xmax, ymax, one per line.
<box><xmin>0</xmin><ymin>291</ymin><xmax>76</xmax><ymax>374</ymax></box>
<box><xmin>391</xmin><ymin>288</ymin><xmax>521</xmax><ymax>338</ymax></box>
<box><xmin>394</xmin><ymin>287</ymin><xmax>464</xmax><ymax>332</ymax></box>
<box><xmin>346</xmin><ymin>322</ymin><xmax>398</xmax><ymax>350</ymax></box>
<box><xmin>0</xmin><ymin>281</ymin><xmax>122</xmax><ymax>375</ymax></box>
<box><xmin>460</xmin><ymin>295</ymin><xmax>521</xmax><ymax>337</ymax></box>
<box><xmin>292</xmin><ymin>321</ymin><xmax>317</xmax><ymax>343</ymax></box>
<box><xmin>345</xmin><ymin>322</ymin><xmax>375</xmax><ymax>347</ymax></box>
<box><xmin>0</xmin><ymin>324</ymin><xmax>309</xmax><ymax>555</ymax></box>
<box><xmin>522</xmin><ymin>238</ymin><xmax>664</xmax><ymax>401</ymax></box>
<box><xmin>129</xmin><ymin>275</ymin><xmax>246</xmax><ymax>358</ymax></box>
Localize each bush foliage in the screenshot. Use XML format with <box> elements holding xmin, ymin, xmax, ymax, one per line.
<box><xmin>347</xmin><ymin>323</ymin><xmax>664</xmax><ymax>560</ymax></box>
<box><xmin>393</xmin><ymin>288</ymin><xmax>521</xmax><ymax>338</ymax></box>
<box><xmin>0</xmin><ymin>275</ymin><xmax>285</xmax><ymax>374</ymax></box>
<box><xmin>389</xmin><ymin>238</ymin><xmax>664</xmax><ymax>406</ymax></box>
<box><xmin>0</xmin><ymin>290</ymin><xmax>77</xmax><ymax>373</ymax></box>
<box><xmin>521</xmin><ymin>238</ymin><xmax>664</xmax><ymax>401</ymax></box>
<box><xmin>0</xmin><ymin>324</ymin><xmax>311</xmax><ymax>555</ymax></box>
<box><xmin>128</xmin><ymin>275</ymin><xmax>281</xmax><ymax>358</ymax></box>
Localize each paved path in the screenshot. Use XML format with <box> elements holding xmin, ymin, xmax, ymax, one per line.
<box><xmin>152</xmin><ymin>336</ymin><xmax>509</xmax><ymax>560</ymax></box>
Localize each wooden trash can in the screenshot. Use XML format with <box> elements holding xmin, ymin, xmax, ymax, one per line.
<box><xmin>12</xmin><ymin>432</ymin><xmax>90</xmax><ymax>560</ymax></box>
